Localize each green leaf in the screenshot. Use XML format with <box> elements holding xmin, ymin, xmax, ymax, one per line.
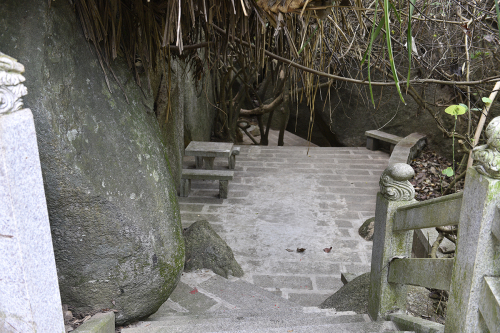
<box><xmin>361</xmin><ymin>14</ymin><xmax>384</xmax><ymax>65</ymax></box>
<box><xmin>389</xmin><ymin>1</ymin><xmax>402</xmax><ymax>24</ymax></box>
<box><xmin>445</xmin><ymin>105</ymin><xmax>467</xmax><ymax>116</ymax></box>
<box><xmin>442</xmin><ymin>167</ymin><xmax>454</xmax><ymax>177</ymax></box>
<box><xmin>482</xmin><ymin>97</ymin><xmax>493</xmax><ymax>104</ymax></box>
<box><xmin>384</xmin><ymin>0</ymin><xmax>405</xmax><ymax>104</ymax></box>
<box><xmin>459</xmin><ymin>103</ymin><xmax>468</xmax><ymax>111</ymax></box>
<box><xmin>471</xmin><ymin>108</ymin><xmax>481</xmax><ymax>112</ymax></box>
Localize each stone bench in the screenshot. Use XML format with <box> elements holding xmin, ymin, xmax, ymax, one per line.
<box><xmin>365</xmin><ymin>130</ymin><xmax>403</xmax><ymax>153</ymax></box>
<box><xmin>180</xmin><ymin>169</ymin><xmax>234</xmax><ymax>199</ymax></box>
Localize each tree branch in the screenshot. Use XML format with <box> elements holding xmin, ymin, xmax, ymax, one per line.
<box><xmin>210</xmin><ymin>24</ymin><xmax>500</xmax><ymax>87</ymax></box>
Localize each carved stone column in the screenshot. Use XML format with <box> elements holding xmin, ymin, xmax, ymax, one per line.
<box><xmin>0</xmin><ymin>52</ymin><xmax>65</xmax><ymax>333</ymax></box>
<box><xmin>445</xmin><ymin>116</ymin><xmax>500</xmax><ymax>333</ymax></box>
<box><xmin>368</xmin><ymin>163</ymin><xmax>416</xmax><ymax>320</ymax></box>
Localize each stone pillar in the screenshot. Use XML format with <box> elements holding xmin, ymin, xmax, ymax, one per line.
<box><xmin>445</xmin><ymin>116</ymin><xmax>500</xmax><ymax>333</ymax></box>
<box><xmin>368</xmin><ymin>163</ymin><xmax>416</xmax><ymax>321</ymax></box>
<box><xmin>0</xmin><ymin>52</ymin><xmax>65</xmax><ymax>332</ymax></box>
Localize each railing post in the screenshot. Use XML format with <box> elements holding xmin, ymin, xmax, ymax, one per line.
<box><xmin>0</xmin><ymin>52</ymin><xmax>65</xmax><ymax>332</ymax></box>
<box><xmin>445</xmin><ymin>116</ymin><xmax>500</xmax><ymax>333</ymax></box>
<box><xmin>368</xmin><ymin>163</ymin><xmax>416</xmax><ymax>320</ymax></box>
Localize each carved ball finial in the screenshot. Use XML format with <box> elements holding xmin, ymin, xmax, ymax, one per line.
<box><xmin>379</xmin><ymin>163</ymin><xmax>415</xmax><ymax>201</ymax></box>
<box><xmin>472</xmin><ymin>116</ymin><xmax>500</xmax><ymax>179</ymax></box>
<box><xmin>0</xmin><ymin>51</ymin><xmax>27</xmax><ymax>114</ymax></box>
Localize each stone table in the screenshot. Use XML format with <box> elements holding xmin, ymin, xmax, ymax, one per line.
<box><xmin>185</xmin><ymin>141</ymin><xmax>234</xmax><ymax>169</ymax></box>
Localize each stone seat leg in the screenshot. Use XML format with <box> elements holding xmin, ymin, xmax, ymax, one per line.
<box><xmin>228</xmin><ymin>154</ymin><xmax>236</xmax><ymax>169</ymax></box>
<box><xmin>219</xmin><ymin>180</ymin><xmax>229</xmax><ymax>199</ymax></box>
<box><xmin>180</xmin><ymin>178</ymin><xmax>191</xmax><ymax>197</ymax></box>
<box><xmin>366</xmin><ymin>137</ymin><xmax>379</xmax><ymax>151</ymax></box>
<box><xmin>195</xmin><ymin>156</ymin><xmax>203</xmax><ymax>169</ymax></box>
<box><xmin>203</xmin><ymin>157</ymin><xmax>215</xmax><ymax>169</ymax></box>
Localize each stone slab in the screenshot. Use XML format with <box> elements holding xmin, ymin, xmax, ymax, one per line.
<box><xmin>0</xmin><ymin>109</ymin><xmax>65</xmax><ymax>333</ymax></box>
<box><xmin>184</xmin><ymin>141</ymin><xmax>234</xmax><ymax>157</ymax></box>
<box><xmin>390</xmin><ymin>313</ymin><xmax>444</xmax><ymax>333</ymax></box>
<box><xmin>365</xmin><ymin>130</ymin><xmax>402</xmax><ymax>145</ymax></box>
<box><xmin>341</xmin><ymin>272</ymin><xmax>360</xmax><ymax>285</ymax></box>
<box><xmin>253</xmin><ymin>275</ymin><xmax>313</xmax><ymax>290</ymax></box>
<box><xmin>151</xmin><ymin>281</ymin><xmax>217</xmax><ymax>316</ymax></box>
<box><xmin>198</xmin><ymin>275</ymin><xmax>302</xmax><ymax>310</ymax></box>
<box><xmin>181</xmin><ymin>169</ymin><xmax>234</xmax><ymax>180</ymax></box>
<box><xmin>72</xmin><ymin>312</ymin><xmax>115</xmax><ymax>333</ymax></box>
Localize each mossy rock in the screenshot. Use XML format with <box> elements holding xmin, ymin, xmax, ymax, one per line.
<box><xmin>183</xmin><ymin>220</ymin><xmax>244</xmax><ymax>278</ymax></box>
<box><xmin>359</xmin><ymin>217</ymin><xmax>375</xmax><ymax>241</ymax></box>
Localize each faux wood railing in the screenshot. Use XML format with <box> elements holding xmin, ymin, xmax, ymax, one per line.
<box><xmin>368</xmin><ymin>143</ymin><xmax>500</xmax><ymax>333</ymax></box>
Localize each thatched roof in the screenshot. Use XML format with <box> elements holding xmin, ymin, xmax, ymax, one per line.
<box><xmin>72</xmin><ymin>0</ymin><xmax>353</xmax><ymax>82</ymax></box>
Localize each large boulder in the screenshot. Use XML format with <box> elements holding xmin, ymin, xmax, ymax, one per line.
<box><xmin>0</xmin><ymin>1</ymin><xmax>184</xmax><ymax>324</ymax></box>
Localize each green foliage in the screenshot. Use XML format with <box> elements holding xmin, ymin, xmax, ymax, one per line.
<box><xmin>442</xmin><ymin>167</ymin><xmax>454</xmax><ymax>177</ymax></box>
<box><xmin>384</xmin><ymin>0</ymin><xmax>405</xmax><ymax>105</ymax></box>
<box><xmin>482</xmin><ymin>97</ymin><xmax>493</xmax><ymax>104</ymax></box>
<box><xmin>445</xmin><ymin>105</ymin><xmax>467</xmax><ymax>118</ymax></box>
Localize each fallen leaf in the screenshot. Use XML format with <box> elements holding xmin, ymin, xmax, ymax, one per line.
<box><xmin>323</xmin><ymin>247</ymin><xmax>332</xmax><ymax>253</ymax></box>
<box><xmin>285</xmin><ymin>249</ymin><xmax>294</xmax><ymax>252</ymax></box>
<box><xmin>296</xmin><ymin>248</ymin><xmax>306</xmax><ymax>253</ymax></box>
<box><xmin>189</xmin><ymin>288</ymin><xmax>198</xmax><ymax>294</ymax></box>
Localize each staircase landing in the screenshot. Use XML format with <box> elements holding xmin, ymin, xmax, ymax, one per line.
<box><xmin>122</xmin><ymin>145</ymin><xmax>398</xmax><ymax>332</ymax></box>
<box><xmin>178</xmin><ymin>145</ymin><xmax>389</xmax><ymax>306</ymax></box>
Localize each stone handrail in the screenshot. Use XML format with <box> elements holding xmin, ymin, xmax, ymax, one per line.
<box><xmin>393</xmin><ymin>191</ymin><xmax>462</xmax><ymax>231</ymax></box>
<box><xmin>368</xmin><ymin>116</ymin><xmax>500</xmax><ymax>332</ymax></box>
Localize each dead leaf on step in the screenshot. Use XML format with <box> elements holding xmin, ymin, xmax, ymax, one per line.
<box><xmin>285</xmin><ymin>248</ymin><xmax>294</xmax><ymax>252</ymax></box>
<box><xmin>323</xmin><ymin>247</ymin><xmax>332</xmax><ymax>253</ymax></box>
<box><xmin>296</xmin><ymin>248</ymin><xmax>306</xmax><ymax>253</ymax></box>
<box><xmin>189</xmin><ymin>288</ymin><xmax>198</xmax><ymax>294</ymax></box>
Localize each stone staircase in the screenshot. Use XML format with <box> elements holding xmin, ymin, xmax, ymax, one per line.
<box><xmin>122</xmin><ymin>142</ymin><xmax>413</xmax><ymax>332</ymax></box>
<box><xmin>122</xmin><ymin>273</ymin><xmax>408</xmax><ymax>333</ymax></box>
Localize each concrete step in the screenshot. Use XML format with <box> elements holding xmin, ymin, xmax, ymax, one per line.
<box><xmin>151</xmin><ymin>274</ymin><xmax>303</xmax><ymax>318</ymax></box>
<box><xmin>121</xmin><ymin>273</ymin><xmax>409</xmax><ymax>333</ymax></box>
<box><xmin>122</xmin><ymin>316</ymin><xmax>400</xmax><ymax>333</ymax></box>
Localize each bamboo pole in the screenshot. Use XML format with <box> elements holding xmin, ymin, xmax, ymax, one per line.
<box><xmin>466</xmin><ymin>81</ymin><xmax>500</xmax><ymax>168</ymax></box>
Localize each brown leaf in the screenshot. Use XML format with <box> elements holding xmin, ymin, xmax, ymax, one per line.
<box><xmin>296</xmin><ymin>248</ymin><xmax>306</xmax><ymax>253</ymax></box>
<box><xmin>323</xmin><ymin>247</ymin><xmax>332</xmax><ymax>253</ymax></box>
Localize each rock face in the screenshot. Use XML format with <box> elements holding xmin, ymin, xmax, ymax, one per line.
<box><xmin>183</xmin><ymin>220</ymin><xmax>244</xmax><ymax>278</ymax></box>
<box><xmin>290</xmin><ymin>73</ymin><xmax>500</xmax><ymax>158</ymax></box>
<box><xmin>0</xmin><ymin>1</ymin><xmax>184</xmax><ymax>324</ymax></box>
<box><xmin>153</xmin><ymin>57</ymin><xmax>216</xmax><ymax>188</ymax></box>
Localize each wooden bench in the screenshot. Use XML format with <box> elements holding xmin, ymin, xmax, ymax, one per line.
<box><xmin>365</xmin><ymin>130</ymin><xmax>403</xmax><ymax>153</ymax></box>
<box><xmin>180</xmin><ymin>169</ymin><xmax>234</xmax><ymax>199</ymax></box>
